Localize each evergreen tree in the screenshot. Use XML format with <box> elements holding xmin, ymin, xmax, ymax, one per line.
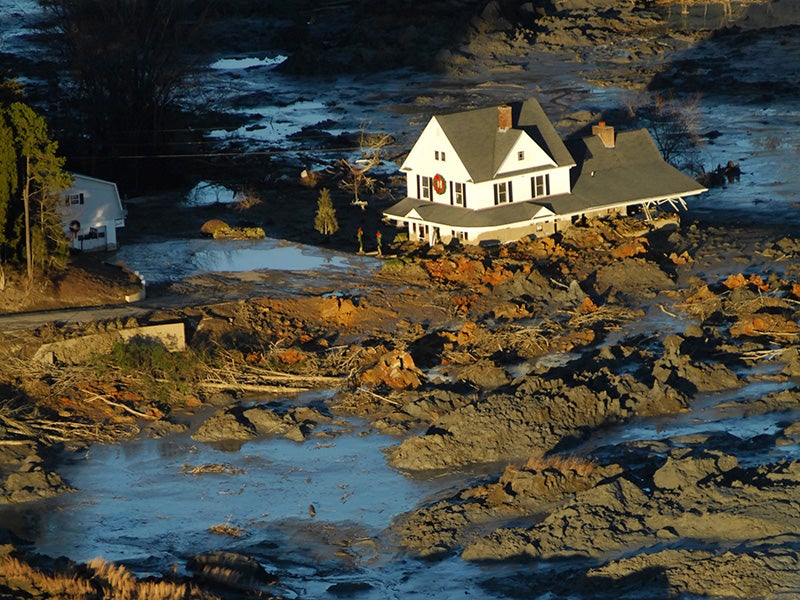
<box><xmin>0</xmin><ymin>114</ymin><xmax>18</xmax><ymax>261</ymax></box>
<box><xmin>0</xmin><ymin>102</ymin><xmax>71</xmax><ymax>281</ymax></box>
<box><xmin>314</xmin><ymin>188</ymin><xmax>339</xmax><ymax>237</ymax></box>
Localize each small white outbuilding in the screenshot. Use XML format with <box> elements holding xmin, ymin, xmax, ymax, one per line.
<box><xmin>59</xmin><ymin>173</ymin><xmax>126</xmax><ymax>252</ymax></box>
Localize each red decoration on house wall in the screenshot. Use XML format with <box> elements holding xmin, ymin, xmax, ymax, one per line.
<box><xmin>432</xmin><ymin>174</ymin><xmax>446</xmax><ymax>195</ymax></box>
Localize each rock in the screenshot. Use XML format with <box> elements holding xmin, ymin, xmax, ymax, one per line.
<box><xmin>191</xmin><ymin>409</ymin><xmax>256</xmax><ymax>442</ymax></box>
<box><xmin>590</xmin><ymin>547</ymin><xmax>800</xmax><ymax>599</ymax></box>
<box><xmin>2</xmin><ymin>469</ymin><xmax>70</xmax><ymax>503</ymax></box>
<box><xmin>200</xmin><ymin>219</ymin><xmax>229</xmax><ymax>236</ymax></box>
<box><xmin>142</xmin><ymin>420</ymin><xmax>189</xmax><ymax>439</ymax></box>
<box><xmin>455</xmin><ymin>359</ymin><xmax>510</xmax><ymax>390</ymax></box>
<box><xmin>652</xmin><ymin>450</ymin><xmax>738</xmax><ymax>490</ymax></box>
<box><xmin>361</xmin><ymin>350</ymin><xmax>424</xmax><ymax>390</ymax></box>
<box><xmin>187</xmin><ymin>550</ymin><xmax>275</xmax><ymax>591</ymax></box>
<box><xmin>327</xmin><ymin>581</ymin><xmax>374</xmax><ymax>596</ymax></box>
<box><xmin>730</xmin><ymin>313</ymin><xmax>800</xmax><ymax>338</ymax></box>
<box><xmin>242</xmin><ymin>407</ymin><xmax>289</xmax><ymax>436</ymax></box>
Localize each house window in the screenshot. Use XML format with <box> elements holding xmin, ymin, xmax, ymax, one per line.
<box><xmin>531</xmin><ymin>174</ymin><xmax>550</xmax><ymax>198</ymax></box>
<box><xmin>518</xmin><ymin>151</ymin><xmax>525</xmax><ymax>161</ymax></box>
<box><xmin>66</xmin><ymin>193</ymin><xmax>84</xmax><ymax>206</ymax></box>
<box><xmin>420</xmin><ymin>176</ymin><xmax>431</xmax><ymax>200</ymax></box>
<box><xmin>458</xmin><ymin>231</ymin><xmax>469</xmax><ymax>241</ymax></box>
<box><xmin>494</xmin><ymin>181</ymin><xmax>510</xmax><ymax>205</ymax></box>
<box><xmin>435</xmin><ymin>151</ymin><xmax>446</xmax><ymax>161</ymax></box>
<box><xmin>453</xmin><ymin>182</ymin><xmax>465</xmax><ymax>206</ymax></box>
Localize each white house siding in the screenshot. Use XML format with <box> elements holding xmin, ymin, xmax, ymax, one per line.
<box><xmin>386</xmin><ymin>99</ymin><xmax>707</xmax><ymax>247</ymax></box>
<box><xmin>464</xmin><ymin>165</ymin><xmax>571</xmax><ymax>210</ymax></box>
<box><xmin>59</xmin><ymin>173</ymin><xmax>126</xmax><ymax>252</ymax></box>
<box><xmin>407</xmin><ymin>219</ymin><xmax>558</xmax><ymax>246</ymax></box>
<box><xmin>401</xmin><ymin>119</ymin><xmax>470</xmax><ymax>189</ymax></box>
<box><xmin>495</xmin><ymin>134</ymin><xmax>555</xmax><ymax>175</ymax></box>
<box><xmin>471</xmin><ymin>221</ymin><xmax>556</xmax><ymax>244</ymax></box>
<box><xmin>406</xmin><ymin>165</ymin><xmax>572</xmax><ymax>211</ymax></box>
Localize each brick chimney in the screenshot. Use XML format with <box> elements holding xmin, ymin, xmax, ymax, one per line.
<box><xmin>592</xmin><ymin>121</ymin><xmax>615</xmax><ymax>148</ymax></box>
<box><xmin>498</xmin><ymin>105</ymin><xmax>512</xmax><ymax>131</ymax></box>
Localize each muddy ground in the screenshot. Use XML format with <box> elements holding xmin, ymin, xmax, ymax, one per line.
<box><xmin>1</xmin><ymin>0</ymin><xmax>800</xmax><ymax>598</ymax></box>
<box><xmin>2</xmin><ymin>214</ymin><xmax>799</xmax><ymax>598</ymax></box>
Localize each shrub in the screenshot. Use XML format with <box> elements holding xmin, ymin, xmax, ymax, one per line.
<box><xmin>92</xmin><ymin>337</ymin><xmax>212</xmax><ymax>401</ymax></box>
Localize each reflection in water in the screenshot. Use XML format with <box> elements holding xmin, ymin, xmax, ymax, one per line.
<box><xmin>664</xmin><ymin>0</ymin><xmax>800</xmax><ymax>31</ymax></box>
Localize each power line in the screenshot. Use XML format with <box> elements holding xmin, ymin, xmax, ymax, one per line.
<box><xmin>70</xmin><ymin>145</ymin><xmax>387</xmax><ymax>160</ymax></box>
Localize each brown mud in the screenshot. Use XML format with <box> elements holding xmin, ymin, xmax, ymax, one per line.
<box><xmin>1</xmin><ymin>0</ymin><xmax>800</xmax><ymax>597</ymax></box>
<box><xmin>3</xmin><ymin>214</ymin><xmax>800</xmax><ymax>597</ymax></box>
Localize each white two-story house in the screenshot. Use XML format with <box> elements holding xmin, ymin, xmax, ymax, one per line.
<box><xmin>383</xmin><ymin>98</ymin><xmax>706</xmax><ymax>245</ymax></box>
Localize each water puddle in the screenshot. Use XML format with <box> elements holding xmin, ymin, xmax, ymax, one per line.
<box><xmin>209</xmin><ymin>55</ymin><xmax>287</xmax><ymax>70</ymax></box>
<box><xmin>111</xmin><ymin>238</ymin><xmax>379</xmax><ymax>284</ymax></box>
<box><xmin>208</xmin><ymin>99</ymin><xmax>347</xmax><ymax>147</ymax></box>
<box><xmin>580</xmin><ymin>376</ymin><xmax>800</xmax><ymax>463</ymax></box>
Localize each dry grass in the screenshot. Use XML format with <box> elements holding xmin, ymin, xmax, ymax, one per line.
<box><xmin>180</xmin><ymin>463</ymin><xmax>246</xmax><ymax>476</ymax></box>
<box><xmin>523</xmin><ymin>453</ymin><xmax>598</xmax><ymax>477</ymax></box>
<box><xmin>209</xmin><ymin>516</ymin><xmax>245</xmax><ymax>538</ymax></box>
<box><xmin>0</xmin><ymin>555</ymin><xmax>220</xmax><ymax>599</ymax></box>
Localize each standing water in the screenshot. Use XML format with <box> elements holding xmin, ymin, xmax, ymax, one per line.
<box><xmin>6</xmin><ymin>392</ymin><xmax>491</xmax><ymax>598</ymax></box>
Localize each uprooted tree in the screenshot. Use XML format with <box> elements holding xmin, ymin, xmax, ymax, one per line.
<box><xmin>0</xmin><ymin>100</ymin><xmax>72</xmax><ymax>285</ymax></box>
<box><xmin>337</xmin><ymin>127</ymin><xmax>394</xmax><ymax>210</ymax></box>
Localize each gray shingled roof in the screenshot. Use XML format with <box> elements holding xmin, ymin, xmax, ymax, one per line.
<box><xmin>435</xmin><ymin>98</ymin><xmax>575</xmax><ymax>184</ymax></box>
<box><xmin>562</xmin><ymin>129</ymin><xmax>707</xmax><ymax>209</ymax></box>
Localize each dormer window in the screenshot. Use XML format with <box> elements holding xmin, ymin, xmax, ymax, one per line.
<box><xmin>517</xmin><ymin>151</ymin><xmax>525</xmax><ymax>161</ymax></box>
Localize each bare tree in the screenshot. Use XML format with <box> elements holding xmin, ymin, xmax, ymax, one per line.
<box><xmin>37</xmin><ymin>0</ymin><xmax>208</xmax><ymax>162</ymax></box>
<box><xmin>641</xmin><ymin>92</ymin><xmax>703</xmax><ymax>170</ymax></box>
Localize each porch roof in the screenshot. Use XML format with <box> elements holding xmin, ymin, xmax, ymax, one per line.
<box><xmin>384</xmin><ymin>197</ymin><xmax>557</xmax><ymax>229</ymax></box>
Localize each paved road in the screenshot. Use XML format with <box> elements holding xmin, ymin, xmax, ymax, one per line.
<box><xmin>0</xmin><ymin>265</ymin><xmax>385</xmax><ymax>332</ymax></box>
<box><xmin>0</xmin><ymin>302</ymin><xmax>155</xmax><ymax>332</ymax></box>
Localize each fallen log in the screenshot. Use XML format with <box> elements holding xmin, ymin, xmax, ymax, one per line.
<box><xmin>200</xmin><ymin>382</ymin><xmax>312</xmax><ymax>394</ymax></box>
